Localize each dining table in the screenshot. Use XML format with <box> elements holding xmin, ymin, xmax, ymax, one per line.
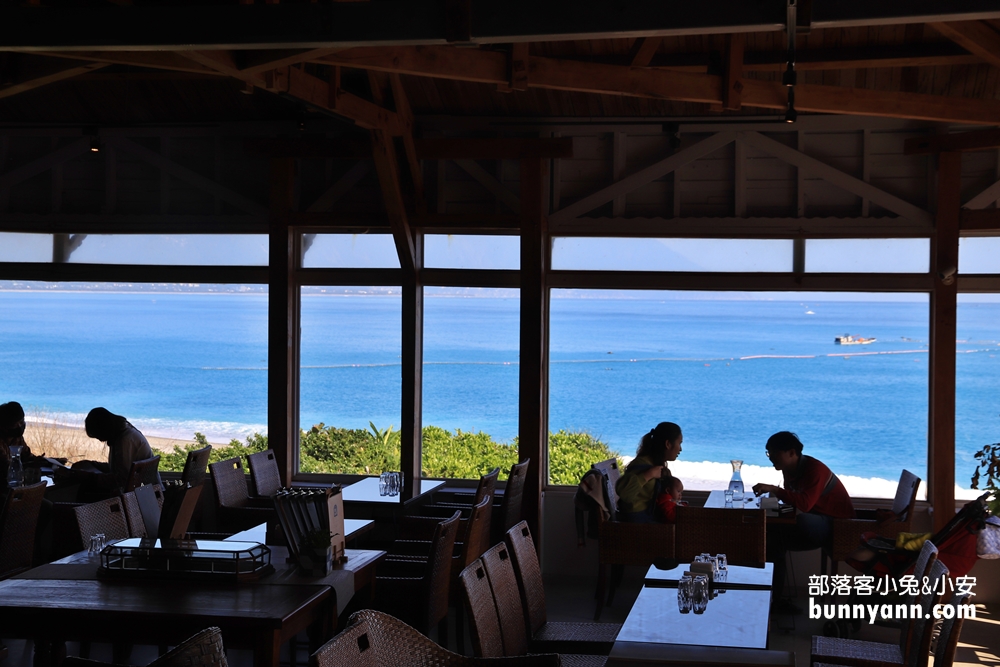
<box><xmin>0</xmin><ymin>538</ymin><xmax>386</xmax><ymax>667</ymax></box>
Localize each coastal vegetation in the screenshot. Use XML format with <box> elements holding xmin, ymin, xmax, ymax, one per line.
<box><xmin>159</xmin><ymin>424</ymin><xmax>619</xmax><ymax>485</ymax></box>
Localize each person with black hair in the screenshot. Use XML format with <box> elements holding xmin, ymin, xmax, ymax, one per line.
<box><xmin>79</xmin><ymin>407</ymin><xmax>153</xmax><ymax>492</ymax></box>
<box><xmin>0</xmin><ymin>401</ymin><xmax>38</xmax><ymax>497</ymax></box>
<box><xmin>752</xmin><ymin>431</ymin><xmax>854</xmax><ymax>614</ymax></box>
<box><xmin>615</xmin><ymin>422</ymin><xmax>684</xmax><ymax>523</ymax></box>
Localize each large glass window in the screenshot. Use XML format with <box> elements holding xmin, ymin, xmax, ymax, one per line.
<box><xmin>0</xmin><ymin>233</ymin><xmax>53</xmax><ymax>262</ymax></box>
<box><xmin>551</xmin><ymin>238</ymin><xmax>793</xmax><ymax>272</ymax></box>
<box><xmin>301</xmin><ymin>234</ymin><xmax>399</xmax><ymax>269</ymax></box>
<box><xmin>548</xmin><ymin>290</ymin><xmax>929</xmax><ymax>497</ymax></box>
<box><xmin>959</xmin><ymin>237</ymin><xmax>1000</xmax><ymax>274</ymax></box>
<box><xmin>67</xmin><ymin>235</ymin><xmax>268</xmax><ymax>265</ymax></box>
<box><xmin>0</xmin><ymin>282</ymin><xmax>268</xmax><ymax>465</ymax></box>
<box><xmin>805</xmin><ymin>239</ymin><xmax>929</xmax><ymax>273</ymax></box>
<box><xmin>421</xmin><ymin>287</ymin><xmax>520</xmax><ymax>479</ymax></box>
<box><xmin>424</xmin><ymin>235</ymin><xmax>520</xmax><ymax>270</ymax></box>
<box><xmin>298</xmin><ymin>286</ymin><xmax>402</xmax><ymax>474</ymax></box>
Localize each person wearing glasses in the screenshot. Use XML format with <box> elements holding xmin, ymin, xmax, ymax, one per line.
<box><xmin>752</xmin><ymin>431</ymin><xmax>854</xmax><ymax>614</ymax></box>
<box><xmin>615</xmin><ymin>422</ymin><xmax>684</xmax><ymax>523</ymax></box>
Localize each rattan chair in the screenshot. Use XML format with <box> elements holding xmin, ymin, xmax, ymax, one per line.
<box><xmin>247</xmin><ymin>449</ymin><xmax>282</xmax><ymax>498</ymax></box>
<box><xmin>311</xmin><ymin>609</ymin><xmax>560</xmax><ymax>667</ymax></box>
<box><xmin>825</xmin><ymin>470</ymin><xmax>921</xmax><ymax>575</ymax></box>
<box><xmin>120</xmin><ymin>485</ymin><xmax>165</xmax><ymax>537</ymax></box>
<box><xmin>209</xmin><ymin>456</ymin><xmax>274</xmax><ymax>532</ymax></box>
<box><xmin>181</xmin><ymin>445</ymin><xmax>212</xmax><ymax>487</ymax></box>
<box><xmin>374</xmin><ymin>510</ymin><xmax>461</xmax><ymax>641</ymax></box>
<box><xmin>929</xmin><ymin>591</ymin><xmax>972</xmax><ymax>667</ymax></box>
<box><xmin>63</xmin><ymin>626</ymin><xmax>228</xmax><ymax>667</ymax></box>
<box><xmin>492</xmin><ymin>460</ymin><xmax>529</xmax><ymax>544</ymax></box>
<box><xmin>74</xmin><ymin>496</ymin><xmax>130</xmax><ymax>548</ymax></box>
<box><xmin>505</xmin><ymin>521</ymin><xmax>619</xmax><ymax>655</ymax></box>
<box><xmin>124</xmin><ymin>455</ymin><xmax>162</xmax><ymax>493</ymax></box>
<box><xmin>674</xmin><ymin>505</ymin><xmax>765</xmax><ymax>566</ymax></box>
<box><xmin>460</xmin><ymin>559</ymin><xmax>507</xmax><ymax>658</ymax></box>
<box><xmin>0</xmin><ymin>482</ymin><xmax>47</xmax><ymax>579</ymax></box>
<box><xmin>810</xmin><ymin>558</ymin><xmax>949</xmax><ymax>667</ymax></box>
<box><xmin>590</xmin><ymin>460</ymin><xmax>620</xmax><ymax>513</ymax></box>
<box><xmin>420</xmin><ymin>467</ymin><xmax>501</xmax><ymax>517</ymax></box>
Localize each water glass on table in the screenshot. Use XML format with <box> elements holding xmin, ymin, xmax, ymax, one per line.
<box><xmin>692</xmin><ymin>574</ymin><xmax>710</xmax><ymax>614</ymax></box>
<box><xmin>724</xmin><ymin>489</ymin><xmax>734</xmax><ymax>506</ymax></box>
<box><xmin>677</xmin><ymin>574</ymin><xmax>694</xmax><ymax>614</ymax></box>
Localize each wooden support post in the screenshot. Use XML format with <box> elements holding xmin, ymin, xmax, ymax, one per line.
<box><xmin>400</xmin><ymin>244</ymin><xmax>423</xmax><ymax>502</ymax></box>
<box><xmin>518</xmin><ymin>157</ymin><xmax>548</xmax><ymax>539</ymax></box>
<box><xmin>929</xmin><ymin>151</ymin><xmax>960</xmax><ymax>532</ymax></box>
<box><xmin>268</xmin><ymin>157</ymin><xmax>298</xmax><ymax>487</ymax></box>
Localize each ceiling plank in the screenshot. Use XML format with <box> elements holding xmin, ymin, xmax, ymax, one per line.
<box><xmin>964</xmin><ymin>179</ymin><xmax>1000</xmax><ymax>210</ymax></box>
<box><xmin>306</xmin><ymin>160</ymin><xmax>373</xmax><ymax>213</ymax></box>
<box><xmin>630</xmin><ymin>37</ymin><xmax>661</xmax><ymax>68</ymax></box>
<box><xmin>928</xmin><ymin>20</ymin><xmax>1000</xmax><ymax>70</ymax></box>
<box><xmin>550</xmin><ymin>216</ymin><xmax>935</xmax><ymax>238</ymax></box>
<box><xmin>0</xmin><ymin>61</ymin><xmax>107</xmax><ymax>99</ymax></box>
<box><xmin>961</xmin><ymin>209</ymin><xmax>1000</xmax><ymax>231</ymax></box>
<box><xmin>239</xmin><ymin>47</ymin><xmax>346</xmax><ymax>75</ymax></box>
<box><xmin>550</xmin><ymin>132</ymin><xmax>737</xmax><ymax>223</ymax></box>
<box><xmin>319</xmin><ymin>46</ymin><xmax>507</xmax><ymax>84</ymax></box>
<box><xmin>0</xmin><ymin>138</ymin><xmax>90</xmax><ymax>190</ymax></box>
<box><xmin>454</xmin><ymin>159</ymin><xmax>520</xmax><ymax>212</ymax></box>
<box><xmin>740</xmin><ymin>131</ymin><xmax>933</xmax><ymax>225</ymax></box>
<box><xmin>33</xmin><ymin>50</ymin><xmax>223</xmax><ymax>75</ymax></box>
<box><xmin>904</xmin><ymin>129</ymin><xmax>1000</xmax><ymax>154</ymax></box>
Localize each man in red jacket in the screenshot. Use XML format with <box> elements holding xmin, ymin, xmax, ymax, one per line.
<box><xmin>753</xmin><ymin>431</ymin><xmax>855</xmax><ymax>614</ymax></box>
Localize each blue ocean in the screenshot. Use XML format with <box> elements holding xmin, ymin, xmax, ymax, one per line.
<box><xmin>1</xmin><ymin>287</ymin><xmax>997</xmax><ymax>485</ymax></box>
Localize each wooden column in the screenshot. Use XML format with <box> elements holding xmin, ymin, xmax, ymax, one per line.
<box><xmin>400</xmin><ymin>240</ymin><xmax>424</xmax><ymax>501</ymax></box>
<box><xmin>518</xmin><ymin>157</ymin><xmax>549</xmax><ymax>538</ymax></box>
<box><xmin>929</xmin><ymin>151</ymin><xmax>960</xmax><ymax>532</ymax></box>
<box><xmin>268</xmin><ymin>157</ymin><xmax>298</xmax><ymax>487</ymax></box>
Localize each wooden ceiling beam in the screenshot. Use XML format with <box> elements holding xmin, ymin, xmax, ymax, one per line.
<box><xmin>960</xmin><ymin>209</ymin><xmax>1000</xmax><ymax>232</ymax></box>
<box><xmin>239</xmin><ymin>48</ymin><xmax>346</xmax><ymax>75</ymax></box>
<box><xmin>904</xmin><ymin>129</ymin><xmax>1000</xmax><ymax>155</ymax></box>
<box><xmin>33</xmin><ymin>50</ymin><xmax>224</xmax><ymax>75</ymax></box>
<box><xmin>413</xmin><ymin>138</ymin><xmax>573</xmax><ymax>159</ymax></box>
<box><xmin>928</xmin><ymin>20</ymin><xmax>1000</xmax><ymax>70</ymax></box>
<box><xmin>0</xmin><ymin>60</ymin><xmax>107</xmax><ymax>99</ymax></box>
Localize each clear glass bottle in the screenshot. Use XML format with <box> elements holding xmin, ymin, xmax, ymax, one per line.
<box><xmin>728</xmin><ymin>459</ymin><xmax>744</xmax><ymax>501</ymax></box>
<box><xmin>7</xmin><ymin>444</ymin><xmax>24</xmax><ymax>488</ymax></box>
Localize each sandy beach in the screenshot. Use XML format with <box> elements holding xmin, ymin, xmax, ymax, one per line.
<box><xmin>23</xmin><ymin>419</ymin><xmax>212</xmax><ymax>464</ymax></box>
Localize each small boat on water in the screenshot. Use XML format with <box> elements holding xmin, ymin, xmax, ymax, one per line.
<box><xmin>835</xmin><ymin>334</ymin><xmax>876</xmax><ymax>345</ymax></box>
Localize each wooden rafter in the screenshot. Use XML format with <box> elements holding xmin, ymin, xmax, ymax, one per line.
<box><xmin>371</xmin><ymin>128</ymin><xmax>416</xmax><ymax>273</ymax></box>
<box><xmin>0</xmin><ymin>60</ymin><xmax>107</xmax><ymax>99</ymax></box>
<box><xmin>629</xmin><ymin>37</ymin><xmax>661</xmax><ymax>68</ymax></box>
<box><xmin>904</xmin><ymin>129</ymin><xmax>1000</xmax><ymax>155</ymax></box>
<box><xmin>388</xmin><ymin>72</ymin><xmax>427</xmax><ymax>215</ymax></box>
<box><xmin>929</xmin><ymin>20</ymin><xmax>1000</xmax><ymax>70</ymax></box>
<box><xmin>964</xmin><ymin>179</ymin><xmax>1000</xmax><ymax>210</ymax></box>
<box><xmin>35</xmin><ymin>50</ymin><xmax>223</xmax><ymax>75</ymax></box>
<box><xmin>0</xmin><ymin>138</ymin><xmax>90</xmax><ymax>190</ymax></box>
<box><xmin>453</xmin><ymin>159</ymin><xmax>519</xmax><ymax>212</ymax></box>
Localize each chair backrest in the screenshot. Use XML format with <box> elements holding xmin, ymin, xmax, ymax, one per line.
<box><xmin>0</xmin><ymin>482</ymin><xmax>47</xmax><ymax>579</ymax></box>
<box><xmin>423</xmin><ymin>510</ymin><xmax>461</xmax><ymax>632</ymax></box>
<box><xmin>122</xmin><ymin>484</ymin><xmax>166</xmax><ymax>537</ymax></box>
<box><xmin>893</xmin><ymin>469</ymin><xmax>921</xmax><ymax>524</ymax></box>
<box><xmin>210</xmin><ymin>457</ymin><xmax>250</xmax><ymax>509</ymax></box>
<box><xmin>474</xmin><ymin>467</ymin><xmax>500</xmax><ymax>507</ymax></box>
<box><xmin>598</xmin><ymin>520</ymin><xmax>674</xmax><ymax>565</ymax></box>
<box><xmin>74</xmin><ymin>496</ymin><xmax>130</xmax><ymax>547</ymax></box>
<box><xmin>905</xmin><ymin>558</ymin><xmax>949</xmax><ymax>667</ymax></box>
<box><xmin>121</xmin><ymin>491</ymin><xmax>147</xmax><ymax>537</ymax></box>
<box><xmin>158</xmin><ymin>483</ymin><xmax>203</xmax><ymax>540</ymax></box>
<box><xmin>900</xmin><ymin>540</ymin><xmax>940</xmax><ymax>654</ymax></box>
<box><xmin>125</xmin><ymin>455</ymin><xmax>162</xmax><ymax>493</ymax></box>
<box><xmin>496</xmin><ymin>459</ymin><xmax>529</xmax><ymax>536</ymax></box>
<box><xmin>459</xmin><ymin>558</ymin><xmax>505</xmax><ymax>658</ymax></box>
<box><xmin>311</xmin><ymin>613</ymin><xmax>379</xmax><ymax>667</ymax></box>
<box><xmin>504</xmin><ymin>520</ymin><xmax>547</xmax><ymax>636</ymax></box>
<box><xmin>933</xmin><ymin>591</ymin><xmax>971</xmax><ymax>667</ymax></box>
<box><xmin>481</xmin><ymin>542</ymin><xmax>528</xmax><ymax>656</ymax></box>
<box><xmin>149</xmin><ymin>626</ymin><xmax>228</xmax><ymax>667</ymax></box>
<box><xmin>592</xmin><ymin>459</ymin><xmax>620</xmax><ymax>518</ymax></box>
<box><xmin>675</xmin><ymin>506</ymin><xmax>765</xmax><ymax>567</ymax></box>
<box><xmin>459</xmin><ymin>496</ymin><xmax>493</xmax><ymax>572</ymax></box>
<box><xmin>181</xmin><ymin>445</ymin><xmax>212</xmax><ymax>487</ymax></box>
<box><xmin>247</xmin><ymin>449</ymin><xmax>282</xmax><ymax>498</ymax></box>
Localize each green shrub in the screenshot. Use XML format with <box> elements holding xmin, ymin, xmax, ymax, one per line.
<box><xmin>159</xmin><ymin>424</ymin><xmax>618</xmax><ymax>486</ymax></box>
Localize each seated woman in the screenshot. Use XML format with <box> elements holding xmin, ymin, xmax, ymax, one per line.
<box><xmin>61</xmin><ymin>407</ymin><xmax>154</xmax><ymax>496</ymax></box>
<box><xmin>615</xmin><ymin>422</ymin><xmax>684</xmax><ymax>523</ymax></box>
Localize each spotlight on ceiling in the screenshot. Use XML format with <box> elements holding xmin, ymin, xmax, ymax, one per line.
<box><xmin>89</xmin><ymin>136</ymin><xmax>101</xmax><ymax>153</ymax></box>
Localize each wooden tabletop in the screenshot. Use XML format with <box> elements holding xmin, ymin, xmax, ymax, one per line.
<box><xmin>341</xmin><ymin>477</ymin><xmax>444</xmax><ymax>504</ymax></box>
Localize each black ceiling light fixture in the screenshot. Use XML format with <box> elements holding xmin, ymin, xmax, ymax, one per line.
<box><xmin>784</xmin><ymin>0</ymin><xmax>798</xmax><ymax>123</ymax></box>
<box><xmin>86</xmin><ymin>127</ymin><xmax>101</xmax><ymax>152</ymax></box>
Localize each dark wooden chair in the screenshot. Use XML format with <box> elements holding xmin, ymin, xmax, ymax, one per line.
<box><xmin>811</xmin><ymin>558</ymin><xmax>949</xmax><ymax>667</ymax></box>
<box><xmin>418</xmin><ymin>467</ymin><xmax>500</xmax><ymax>518</ymax></box>
<box><xmin>492</xmin><ymin>459</ymin><xmax>529</xmax><ymax>544</ymax></box>
<box><xmin>0</xmin><ymin>482</ymin><xmax>47</xmax><ymax>579</ymax></box>
<box><xmin>209</xmin><ymin>456</ymin><xmax>275</xmax><ymax>533</ymax></box>
<box><xmin>181</xmin><ymin>445</ymin><xmax>212</xmax><ymax>487</ymax></box>
<box><xmin>310</xmin><ymin>609</ymin><xmax>560</xmax><ymax>667</ymax></box>
<box><xmin>505</xmin><ymin>521</ymin><xmax>619</xmax><ymax>655</ymax></box>
<box><xmin>247</xmin><ymin>449</ymin><xmax>282</xmax><ymax>498</ymax></box>
<box><xmin>373</xmin><ymin>511</ymin><xmax>460</xmax><ymax>642</ymax></box>
<box><xmin>674</xmin><ymin>506</ymin><xmax>765</xmax><ymax>566</ymax></box>
<box><xmin>73</xmin><ymin>496</ymin><xmax>130</xmax><ymax>548</ymax></box>
<box><xmin>63</xmin><ymin>626</ymin><xmax>228</xmax><ymax>667</ymax></box>
<box><xmin>930</xmin><ymin>591</ymin><xmax>972</xmax><ymax>667</ymax></box>
<box><xmin>459</xmin><ymin>559</ymin><xmax>506</xmax><ymax>658</ymax></box>
<box><xmin>124</xmin><ymin>455</ymin><xmax>162</xmax><ymax>493</ymax></box>
<box><xmin>825</xmin><ymin>469</ymin><xmax>921</xmax><ymax>574</ymax></box>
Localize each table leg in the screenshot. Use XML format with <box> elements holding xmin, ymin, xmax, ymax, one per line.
<box><xmin>254</xmin><ymin>632</ymin><xmax>282</xmax><ymax>667</ymax></box>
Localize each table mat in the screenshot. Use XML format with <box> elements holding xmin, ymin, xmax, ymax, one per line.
<box><xmin>13</xmin><ymin>562</ymin><xmax>100</xmax><ymax>580</ymax></box>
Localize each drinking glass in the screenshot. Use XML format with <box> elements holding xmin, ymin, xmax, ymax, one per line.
<box><xmin>389</xmin><ymin>471</ymin><xmax>403</xmax><ymax>496</ymax></box>
<box><xmin>677</xmin><ymin>574</ymin><xmax>694</xmax><ymax>613</ymax></box>
<box><xmin>692</xmin><ymin>574</ymin><xmax>710</xmax><ymax>614</ymax></box>
<box><xmin>378</xmin><ymin>472</ymin><xmax>390</xmax><ymax>496</ymax></box>
<box><xmin>724</xmin><ymin>489</ymin><xmax>734</xmax><ymax>506</ymax></box>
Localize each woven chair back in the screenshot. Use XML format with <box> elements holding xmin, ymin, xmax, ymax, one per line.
<box><xmin>74</xmin><ymin>496</ymin><xmax>129</xmax><ymax>547</ymax></box>
<box><xmin>149</xmin><ymin>626</ymin><xmax>228</xmax><ymax>667</ymax></box>
<box><xmin>0</xmin><ymin>482</ymin><xmax>46</xmax><ymax>579</ymax></box>
<box><xmin>210</xmin><ymin>457</ymin><xmax>250</xmax><ymax>509</ymax></box>
<box><xmin>893</xmin><ymin>469</ymin><xmax>921</xmax><ymax>524</ymax></box>
<box><xmin>496</xmin><ymin>460</ymin><xmax>529</xmax><ymax>537</ymax></box>
<box><xmin>591</xmin><ymin>458</ymin><xmax>621</xmax><ymax>518</ymax></box>
<box><xmin>933</xmin><ymin>591</ymin><xmax>971</xmax><ymax>667</ymax></box>
<box><xmin>504</xmin><ymin>521</ymin><xmax>547</xmax><ymax>636</ymax></box>
<box><xmin>121</xmin><ymin>491</ymin><xmax>147</xmax><ymax>537</ymax></box>
<box><xmin>182</xmin><ymin>445</ymin><xmax>212</xmax><ymax>487</ymax></box>
<box><xmin>906</xmin><ymin>558</ymin><xmax>949</xmax><ymax>667</ymax></box>
<box><xmin>311</xmin><ymin>613</ymin><xmax>380</xmax><ymax>667</ymax></box>
<box><xmin>459</xmin><ymin>559</ymin><xmax>505</xmax><ymax>658</ymax></box>
<box><xmin>125</xmin><ymin>455</ymin><xmax>162</xmax><ymax>493</ymax></box>
<box><xmin>473</xmin><ymin>467</ymin><xmax>500</xmax><ymax>507</ymax></box>
<box><xmin>247</xmin><ymin>450</ymin><xmax>282</xmax><ymax>498</ymax></box>
<box><xmin>424</xmin><ymin>510</ymin><xmax>461</xmax><ymax>632</ymax></box>
<box><xmin>481</xmin><ymin>542</ymin><xmax>528</xmax><ymax>656</ymax></box>
<box><xmin>598</xmin><ymin>519</ymin><xmax>674</xmax><ymax>566</ymax></box>
<box><xmin>675</xmin><ymin>506</ymin><xmax>765</xmax><ymax>566</ymax></box>
<box><xmin>459</xmin><ymin>496</ymin><xmax>493</xmax><ymax>572</ymax></box>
